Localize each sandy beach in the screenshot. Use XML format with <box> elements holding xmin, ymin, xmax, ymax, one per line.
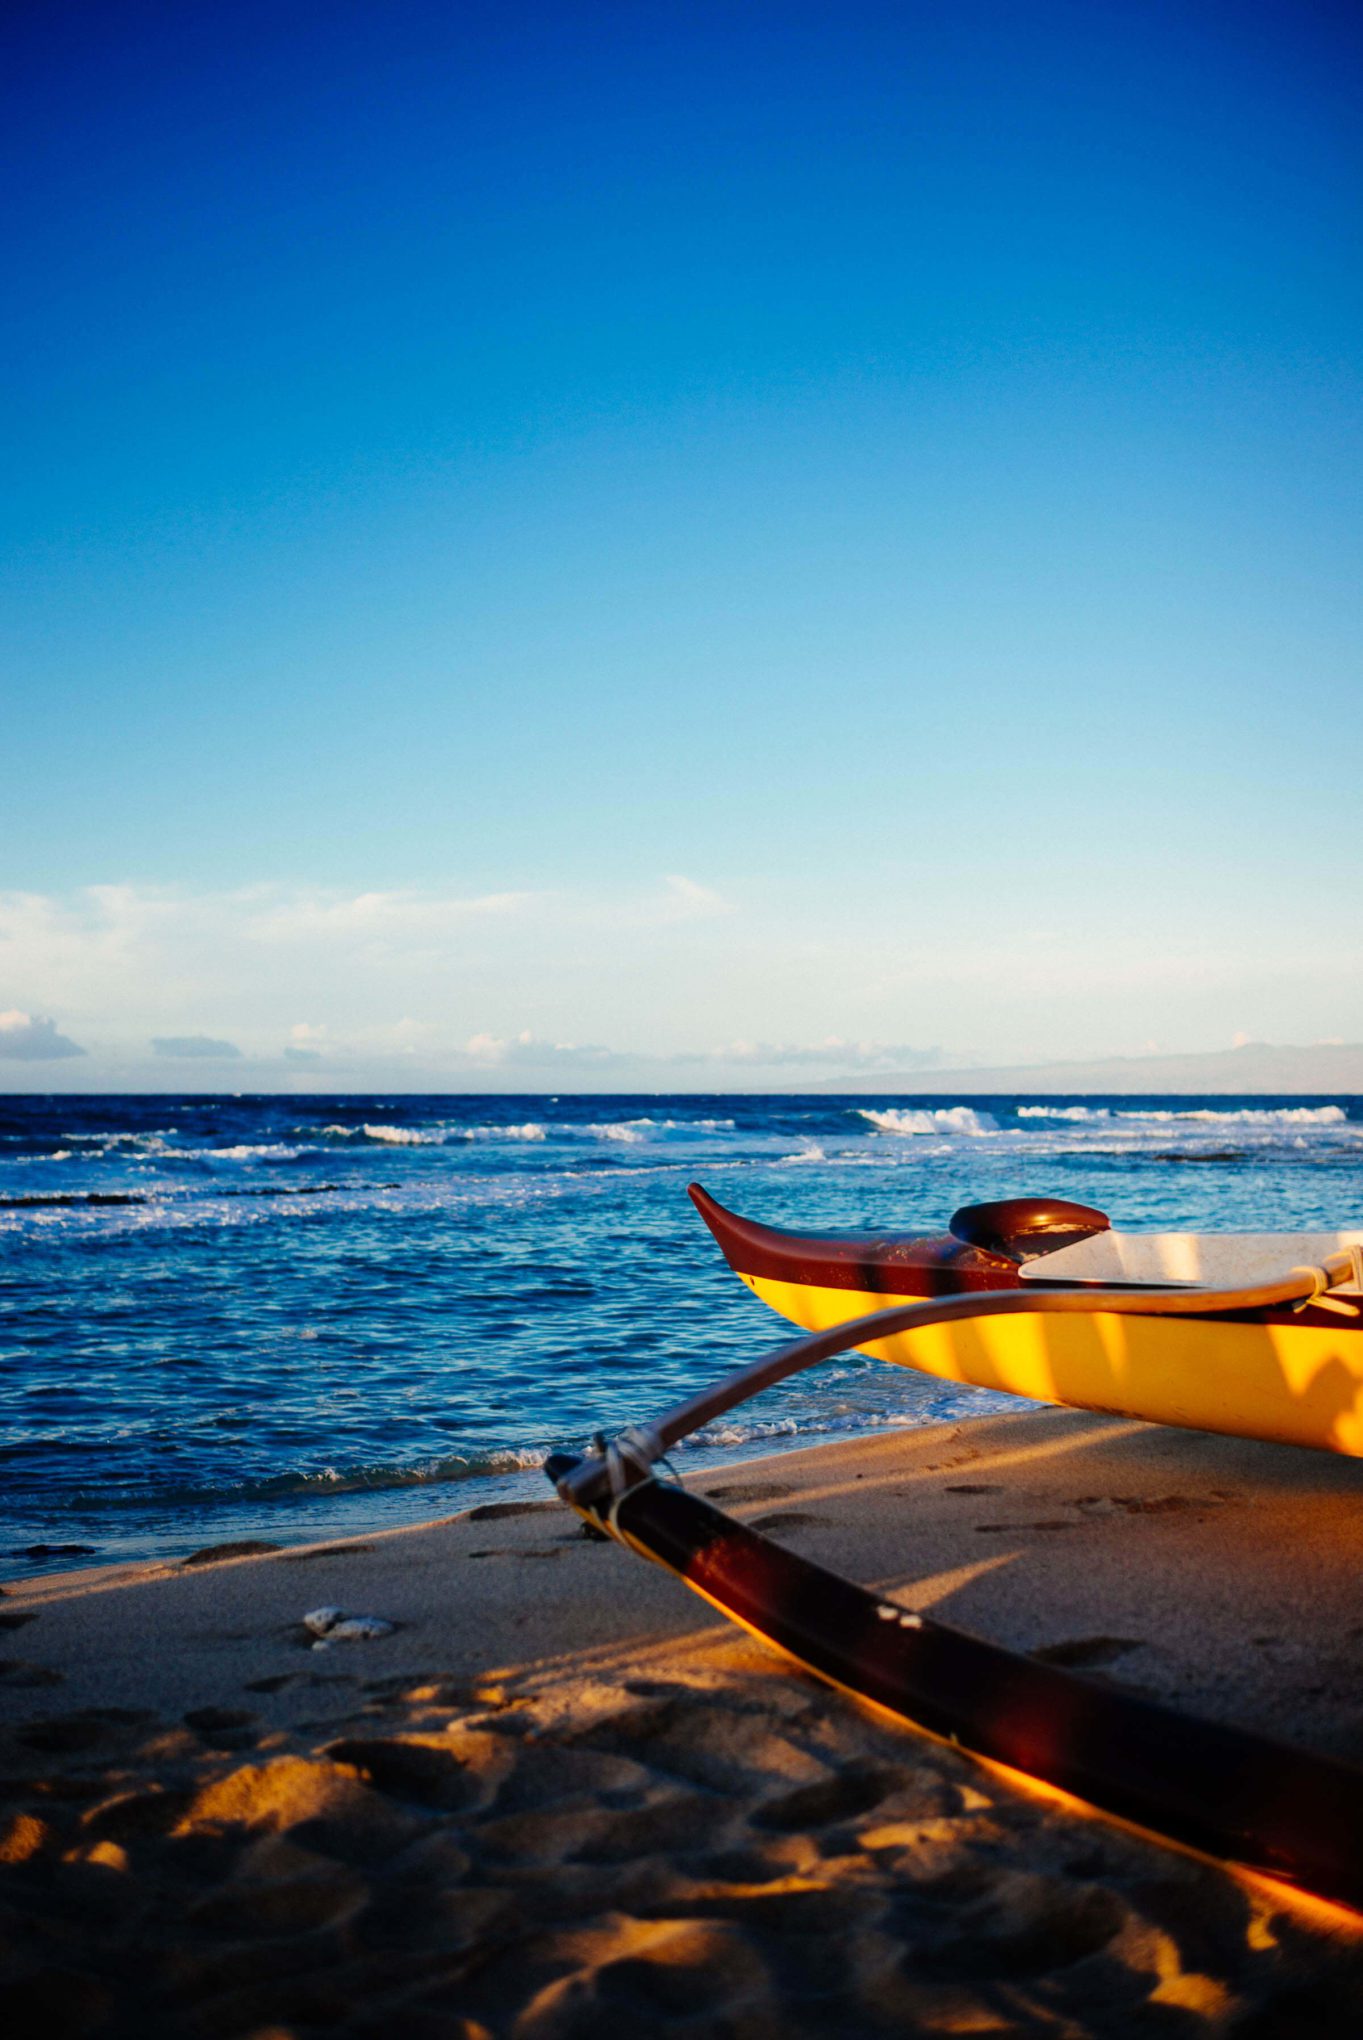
<box><xmin>4</xmin><ymin>1406</ymin><xmax>1363</xmax><ymax>2036</ymax></box>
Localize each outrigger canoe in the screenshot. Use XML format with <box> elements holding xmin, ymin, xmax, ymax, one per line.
<box><xmin>690</xmin><ymin>1184</ymin><xmax>1363</xmax><ymax>1458</ymax></box>
<box><xmin>547</xmin><ymin>1186</ymin><xmax>1363</xmax><ymax>1912</ymax></box>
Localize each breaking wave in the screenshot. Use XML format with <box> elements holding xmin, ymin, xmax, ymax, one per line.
<box><xmin>857</xmin><ymin>1106</ymin><xmax>998</xmax><ymax>1137</ymax></box>
<box><xmin>455</xmin><ymin>1123</ymin><xmax>548</xmax><ymax>1142</ymax></box>
<box><xmin>1017</xmin><ymin>1105</ymin><xmax>1110</xmax><ymax>1121</ymax></box>
<box><xmin>1115</xmin><ymin>1105</ymin><xmax>1348</xmax><ymax>1127</ymax></box>
<box><xmin>211</xmin><ymin>1143</ymin><xmax>311</xmax><ymax>1161</ymax></box>
<box><xmin>358</xmin><ymin>1124</ymin><xmax>445</xmax><ymax>1145</ymax></box>
<box><xmin>690</xmin><ymin>1391</ymin><xmax>1019</xmax><ymax>1452</ymax></box>
<box><xmin>60</xmin><ymin>1446</ymin><xmax>554</xmax><ymax>1511</ymax></box>
<box><xmin>581</xmin><ymin>1117</ymin><xmax>733</xmax><ymax>1144</ymax></box>
<box><xmin>1015</xmin><ymin>1103</ymin><xmax>1349</xmax><ymax>1132</ymax></box>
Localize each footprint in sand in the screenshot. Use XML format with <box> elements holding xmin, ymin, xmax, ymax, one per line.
<box><xmin>752</xmin><ymin>1764</ymin><xmax>904</xmax><ymax>1832</ymax></box>
<box><xmin>188</xmin><ymin>1872</ymin><xmax>364</xmax><ymax>1939</ymax></box>
<box><xmin>944</xmin><ymin>1483</ymin><xmax>1003</xmax><ymax>1495</ymax></box>
<box><xmin>1030</xmin><ymin>1636</ymin><xmax>1144</xmax><ymax>1670</ymax></box>
<box><xmin>81</xmin><ymin>1786</ymin><xmax>197</xmax><ymax>1842</ymax></box>
<box><xmin>703</xmin><ymin>1481</ymin><xmax>795</xmax><ymax>1503</ymax></box>
<box><xmin>569</xmin><ymin>1791</ymin><xmax>738</xmax><ymax>1865</ymax></box>
<box><xmin>749</xmin><ymin>1511</ymin><xmax>826</xmax><ymax>1534</ymax></box>
<box><xmin>1071</xmin><ymin>1494</ymin><xmax>1206</xmax><ymax>1518</ymax></box>
<box><xmin>0</xmin><ymin>1610</ymin><xmax>38</xmax><ymax>1631</ymax></box>
<box><xmin>18</xmin><ymin>1707</ymin><xmax>154</xmax><ymax>1754</ymax></box>
<box><xmin>466</xmin><ymin>1501</ymin><xmax>553</xmax><ymax>1522</ymax></box>
<box><xmin>282</xmin><ymin>1543</ymin><xmax>376</xmax><ymax>1562</ymax></box>
<box><xmin>181</xmin><ymin>1540</ymin><xmax>282</xmax><ymax>1567</ymax></box>
<box><xmin>0</xmin><ymin>1658</ymin><xmax>64</xmax><ymax>1688</ymax></box>
<box><xmin>467</xmin><ymin>1547</ymin><xmax>562</xmax><ymax>1561</ymax></box>
<box><xmin>184</xmin><ymin>1706</ymin><xmax>263</xmax><ymax>1750</ymax></box>
<box><xmin>185</xmin><ymin>1705</ymin><xmax>257</xmax><ymax>1730</ymax></box>
<box><xmin>907</xmin><ymin>1862</ymin><xmax>1125</xmax><ymax>1980</ymax></box>
<box><xmin>327</xmin><ymin>1735</ymin><xmax>481</xmax><ymax>1811</ymax></box>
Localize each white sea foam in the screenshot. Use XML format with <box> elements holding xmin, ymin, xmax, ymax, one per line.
<box><xmin>60</xmin><ymin>1130</ymin><xmax>178</xmax><ymax>1153</ymax></box>
<box><xmin>268</xmin><ymin>1444</ymin><xmax>551</xmax><ymax>1496</ymax></box>
<box><xmin>360</xmin><ymin>1124</ymin><xmax>443</xmax><ymax>1145</ymax></box>
<box><xmin>213</xmin><ymin>1143</ymin><xmax>309</xmax><ymax>1161</ymax></box>
<box><xmin>857</xmin><ymin>1106</ymin><xmax>997</xmax><ymax>1137</ymax></box>
<box><xmin>778</xmin><ymin>1142</ymin><xmax>828</xmax><ymax>1165</ymax></box>
<box><xmin>688</xmin><ymin>1395</ymin><xmax>1017</xmax><ymax>1451</ymax></box>
<box><xmin>581</xmin><ymin>1117</ymin><xmax>735</xmax><ymax>1142</ymax></box>
<box><xmin>104</xmin><ymin>1140</ymin><xmax>313</xmax><ymax>1162</ymax></box>
<box><xmin>1017</xmin><ymin>1105</ymin><xmax>1110</xmax><ymax>1121</ymax></box>
<box><xmin>322</xmin><ymin>1115</ymin><xmax>726</xmax><ymax>1147</ymax></box>
<box><xmin>1115</xmin><ymin>1106</ymin><xmax>1348</xmax><ymax>1127</ymax></box>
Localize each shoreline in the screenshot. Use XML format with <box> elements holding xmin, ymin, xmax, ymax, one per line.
<box><xmin>5</xmin><ymin>1408</ymin><xmax>1363</xmax><ymax>2031</ymax></box>
<box><xmin>2</xmin><ymin>1398</ymin><xmax>1026</xmax><ymax>1588</ymax></box>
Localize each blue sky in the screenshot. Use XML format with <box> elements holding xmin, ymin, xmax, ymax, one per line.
<box><xmin>3</xmin><ymin>1</ymin><xmax>1360</xmax><ymax>1087</ymax></box>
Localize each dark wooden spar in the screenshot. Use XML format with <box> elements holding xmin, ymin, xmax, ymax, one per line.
<box><xmin>546</xmin><ymin>1453</ymin><xmax>1363</xmax><ymax>1914</ymax></box>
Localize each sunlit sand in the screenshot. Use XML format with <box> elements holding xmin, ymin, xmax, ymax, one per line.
<box><xmin>4</xmin><ymin>1407</ymin><xmax>1363</xmax><ymax>2031</ymax></box>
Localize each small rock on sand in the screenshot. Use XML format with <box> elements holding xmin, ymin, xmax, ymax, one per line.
<box><xmin>302</xmin><ymin>1607</ymin><xmax>395</xmax><ymax>1646</ymax></box>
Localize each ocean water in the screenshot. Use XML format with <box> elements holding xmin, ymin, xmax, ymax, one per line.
<box><xmin>2</xmin><ymin>1091</ymin><xmax>1361</xmax><ymax>1578</ymax></box>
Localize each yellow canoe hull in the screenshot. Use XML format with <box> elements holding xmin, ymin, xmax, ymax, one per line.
<box><xmin>742</xmin><ymin>1270</ymin><xmax>1363</xmax><ymax>1458</ymax></box>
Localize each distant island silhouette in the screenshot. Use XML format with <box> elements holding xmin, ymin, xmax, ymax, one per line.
<box><xmin>798</xmin><ymin>1041</ymin><xmax>1363</xmax><ymax>1096</ymax></box>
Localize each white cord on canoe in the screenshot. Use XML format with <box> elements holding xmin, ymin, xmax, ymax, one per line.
<box><xmin>605</xmin><ymin>1422</ymin><xmax>664</xmax><ymax>1497</ymax></box>
<box><xmin>1289</xmin><ymin>1247</ymin><xmax>1363</xmax><ymax>1313</ymax></box>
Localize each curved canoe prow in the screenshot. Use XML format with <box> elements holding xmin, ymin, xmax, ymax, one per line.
<box><xmin>686</xmin><ymin>1182</ymin><xmax>1108</xmax><ymax>1297</ymax></box>
<box><xmin>686</xmin><ymin>1180</ymin><xmax>1016</xmax><ymax>1297</ymax></box>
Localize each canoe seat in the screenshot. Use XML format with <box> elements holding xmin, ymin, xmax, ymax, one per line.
<box><xmin>949</xmin><ymin>1197</ymin><xmax>1110</xmax><ymax>1263</ymax></box>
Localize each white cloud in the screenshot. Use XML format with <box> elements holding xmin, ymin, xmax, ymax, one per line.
<box><xmin>246</xmin><ymin>889</ymin><xmax>533</xmax><ymax>947</ymax></box>
<box><xmin>0</xmin><ymin>1009</ymin><xmax>86</xmax><ymax>1061</ymax></box>
<box><xmin>15</xmin><ymin>866</ymin><xmax>1349</xmax><ymax>1088</ymax></box>
<box><xmin>461</xmin><ymin>1030</ymin><xmax>629</xmax><ymax>1072</ymax></box>
<box><xmin>0</xmin><ymin>880</ymin><xmax>944</xmax><ymax>1087</ymax></box>
<box><xmin>151</xmin><ymin>1035</ymin><xmax>242</xmax><ymax>1060</ymax></box>
<box><xmin>0</xmin><ymin>878</ymin><xmax>736</xmax><ymax>1038</ymax></box>
<box><xmin>658</xmin><ymin>874</ymin><xmax>733</xmax><ymax>922</ymax></box>
<box><xmin>463</xmin><ymin>1030</ymin><xmax>509</xmax><ymax>1065</ymax></box>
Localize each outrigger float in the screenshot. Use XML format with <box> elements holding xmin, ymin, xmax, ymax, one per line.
<box><xmin>547</xmin><ymin>1187</ymin><xmax>1363</xmax><ymax>1913</ymax></box>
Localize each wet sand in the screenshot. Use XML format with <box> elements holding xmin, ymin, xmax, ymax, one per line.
<box><xmin>4</xmin><ymin>1407</ymin><xmax>1363</xmax><ymax>2035</ymax></box>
